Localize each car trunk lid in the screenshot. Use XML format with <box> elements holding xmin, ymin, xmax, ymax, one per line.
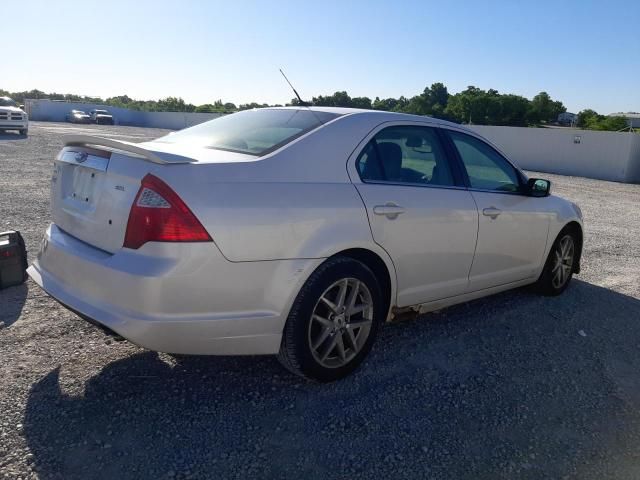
<box><xmin>51</xmin><ymin>134</ymin><xmax>259</xmax><ymax>254</ymax></box>
<box><xmin>51</xmin><ymin>135</ymin><xmax>199</xmax><ymax>254</ymax></box>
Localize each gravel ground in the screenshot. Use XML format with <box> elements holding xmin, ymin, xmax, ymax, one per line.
<box><xmin>1</xmin><ymin>122</ymin><xmax>640</xmax><ymax>480</ymax></box>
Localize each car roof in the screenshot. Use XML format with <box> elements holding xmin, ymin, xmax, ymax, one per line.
<box><xmin>262</xmin><ymin>106</ymin><xmax>469</xmax><ymax>131</ymax></box>
<box><xmin>257</xmin><ymin>107</ymin><xmax>512</xmax><ymax>171</ymax></box>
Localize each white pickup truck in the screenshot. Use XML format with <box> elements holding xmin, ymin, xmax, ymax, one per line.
<box><xmin>0</xmin><ymin>96</ymin><xmax>28</xmax><ymax>136</ymax></box>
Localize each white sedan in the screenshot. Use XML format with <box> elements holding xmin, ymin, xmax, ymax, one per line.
<box><xmin>29</xmin><ymin>108</ymin><xmax>583</xmax><ymax>381</ymax></box>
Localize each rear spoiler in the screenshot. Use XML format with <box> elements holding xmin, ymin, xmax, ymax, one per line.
<box><xmin>62</xmin><ymin>134</ymin><xmax>194</xmax><ymax>164</ymax></box>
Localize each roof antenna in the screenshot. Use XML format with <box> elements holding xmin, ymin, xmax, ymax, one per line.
<box><xmin>280</xmin><ymin>68</ymin><xmax>309</xmax><ymax>106</ymax></box>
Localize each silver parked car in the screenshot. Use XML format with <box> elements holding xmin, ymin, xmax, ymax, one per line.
<box><xmin>29</xmin><ymin>108</ymin><xmax>584</xmax><ymax>381</ymax></box>
<box><xmin>65</xmin><ymin>109</ymin><xmax>92</xmax><ymax>124</ymax></box>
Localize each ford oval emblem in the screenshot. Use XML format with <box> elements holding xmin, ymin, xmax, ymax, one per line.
<box><xmin>75</xmin><ymin>152</ymin><xmax>88</xmax><ymax>163</ymax></box>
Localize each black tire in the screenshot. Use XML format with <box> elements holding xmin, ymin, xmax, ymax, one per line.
<box><xmin>534</xmin><ymin>226</ymin><xmax>579</xmax><ymax>296</ymax></box>
<box><xmin>278</xmin><ymin>256</ymin><xmax>385</xmax><ymax>382</ymax></box>
<box><xmin>19</xmin><ymin>129</ymin><xmax>27</xmax><ymax>136</ymax></box>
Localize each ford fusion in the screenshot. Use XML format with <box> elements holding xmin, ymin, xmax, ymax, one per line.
<box><xmin>29</xmin><ymin>108</ymin><xmax>583</xmax><ymax>381</ymax></box>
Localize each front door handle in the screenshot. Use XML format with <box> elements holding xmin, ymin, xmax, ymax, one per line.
<box><xmin>482</xmin><ymin>207</ymin><xmax>502</xmax><ymax>219</ymax></box>
<box><xmin>373</xmin><ymin>203</ymin><xmax>406</xmax><ymax>219</ymax></box>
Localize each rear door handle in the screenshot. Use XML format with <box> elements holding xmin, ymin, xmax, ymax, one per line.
<box><xmin>373</xmin><ymin>203</ymin><xmax>406</xmax><ymax>219</ymax></box>
<box><xmin>482</xmin><ymin>207</ymin><xmax>502</xmax><ymax>219</ymax></box>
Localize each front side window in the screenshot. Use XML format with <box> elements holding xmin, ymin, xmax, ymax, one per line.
<box><xmin>156</xmin><ymin>108</ymin><xmax>341</xmax><ymax>156</ymax></box>
<box><xmin>448</xmin><ymin>131</ymin><xmax>521</xmax><ymax>192</ymax></box>
<box><xmin>357</xmin><ymin>126</ymin><xmax>455</xmax><ymax>187</ymax></box>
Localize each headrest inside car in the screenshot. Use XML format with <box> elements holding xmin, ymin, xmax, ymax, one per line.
<box><xmin>405</xmin><ymin>135</ymin><xmax>423</xmax><ymax>148</ymax></box>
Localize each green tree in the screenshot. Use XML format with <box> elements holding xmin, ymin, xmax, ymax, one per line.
<box><xmin>402</xmin><ymin>95</ymin><xmax>429</xmax><ymax>115</ymax></box>
<box><xmin>106</xmin><ymin>95</ymin><xmax>135</xmax><ymax>109</ymax></box>
<box><xmin>194</xmin><ymin>104</ymin><xmax>216</xmax><ymax>113</ymax></box>
<box><xmin>372</xmin><ymin>97</ymin><xmax>401</xmax><ymax>111</ymax></box>
<box><xmin>428</xmin><ymin>82</ymin><xmax>449</xmax><ymax>110</ymax></box>
<box><xmin>311</xmin><ymin>91</ymin><xmax>352</xmax><ymax>107</ymax></box>
<box><xmin>309</xmin><ymin>91</ymin><xmax>371</xmax><ymax>109</ymax></box>
<box><xmin>575</xmin><ymin>110</ymin><xmax>629</xmax><ymax>131</ymax></box>
<box><xmin>528</xmin><ymin>91</ymin><xmax>566</xmax><ymax>124</ymax></box>
<box><xmin>154</xmin><ymin>97</ymin><xmax>195</xmax><ymax>112</ymax></box>
<box><xmin>497</xmin><ymin>94</ymin><xmax>530</xmax><ymax>126</ymax></box>
<box><xmin>350</xmin><ymin>96</ymin><xmax>372</xmax><ymax>109</ymax></box>
<box><xmin>239</xmin><ymin>102</ymin><xmax>269</xmax><ymax>110</ymax></box>
<box><xmin>393</xmin><ymin>96</ymin><xmax>410</xmax><ymax>112</ymax></box>
<box><xmin>587</xmin><ymin>115</ymin><xmax>629</xmax><ymax>131</ymax></box>
<box><xmin>445</xmin><ymin>86</ymin><xmax>495</xmax><ymax>124</ymax></box>
<box><xmin>576</xmin><ymin>109</ymin><xmax>599</xmax><ymax>128</ymax></box>
<box><xmin>394</xmin><ymin>83</ymin><xmax>450</xmax><ymax>117</ymax></box>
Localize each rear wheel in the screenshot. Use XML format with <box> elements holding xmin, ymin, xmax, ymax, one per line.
<box><xmin>535</xmin><ymin>228</ymin><xmax>578</xmax><ymax>296</ymax></box>
<box><xmin>278</xmin><ymin>257</ymin><xmax>384</xmax><ymax>382</ymax></box>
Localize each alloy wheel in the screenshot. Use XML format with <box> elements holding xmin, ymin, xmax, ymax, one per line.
<box><xmin>551</xmin><ymin>234</ymin><xmax>574</xmax><ymax>289</ymax></box>
<box><xmin>307</xmin><ymin>278</ymin><xmax>374</xmax><ymax>368</ymax></box>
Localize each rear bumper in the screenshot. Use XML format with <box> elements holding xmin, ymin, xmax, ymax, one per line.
<box><xmin>28</xmin><ymin>224</ymin><xmax>323</xmax><ymax>355</ymax></box>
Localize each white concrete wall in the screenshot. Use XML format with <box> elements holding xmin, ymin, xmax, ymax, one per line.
<box><xmin>25</xmin><ymin>99</ymin><xmax>136</xmax><ymax>124</ymax></box>
<box><xmin>469</xmin><ymin>125</ymin><xmax>640</xmax><ymax>183</ymax></box>
<box><xmin>24</xmin><ymin>99</ymin><xmax>222</xmax><ymax>130</ymax></box>
<box><xmin>138</xmin><ymin>111</ymin><xmax>223</xmax><ymax>130</ymax></box>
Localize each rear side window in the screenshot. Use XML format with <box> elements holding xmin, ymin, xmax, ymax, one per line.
<box><xmin>357</xmin><ymin>126</ymin><xmax>455</xmax><ymax>187</ymax></box>
<box><xmin>448</xmin><ymin>131</ymin><xmax>522</xmax><ymax>192</ymax></box>
<box><xmin>156</xmin><ymin>109</ymin><xmax>340</xmax><ymax>156</ymax></box>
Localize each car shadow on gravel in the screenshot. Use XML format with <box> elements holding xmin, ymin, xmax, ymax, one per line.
<box><xmin>0</xmin><ymin>282</ymin><xmax>28</xmax><ymax>328</ymax></box>
<box><xmin>0</xmin><ymin>132</ymin><xmax>27</xmax><ymax>140</ymax></box>
<box><xmin>22</xmin><ymin>279</ymin><xmax>640</xmax><ymax>480</ymax></box>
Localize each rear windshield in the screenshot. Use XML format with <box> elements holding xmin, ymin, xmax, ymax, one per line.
<box><xmin>156</xmin><ymin>109</ymin><xmax>341</xmax><ymax>156</ymax></box>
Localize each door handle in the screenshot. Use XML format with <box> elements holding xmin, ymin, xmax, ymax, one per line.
<box><xmin>373</xmin><ymin>203</ymin><xmax>406</xmax><ymax>219</ymax></box>
<box><xmin>482</xmin><ymin>207</ymin><xmax>502</xmax><ymax>219</ymax></box>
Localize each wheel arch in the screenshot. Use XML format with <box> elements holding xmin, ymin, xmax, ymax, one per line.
<box><xmin>328</xmin><ymin>247</ymin><xmax>396</xmax><ymax>321</ymax></box>
<box><xmin>563</xmin><ymin>221</ymin><xmax>583</xmax><ymax>273</ymax></box>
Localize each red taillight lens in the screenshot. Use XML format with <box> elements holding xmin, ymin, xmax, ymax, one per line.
<box><xmin>123</xmin><ymin>174</ymin><xmax>212</xmax><ymax>249</ymax></box>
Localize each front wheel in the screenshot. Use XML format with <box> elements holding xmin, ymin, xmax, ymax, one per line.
<box><xmin>535</xmin><ymin>228</ymin><xmax>579</xmax><ymax>296</ymax></box>
<box><xmin>278</xmin><ymin>257</ymin><xmax>384</xmax><ymax>382</ymax></box>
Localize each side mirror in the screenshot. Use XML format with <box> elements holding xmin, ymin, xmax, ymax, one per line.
<box><xmin>527</xmin><ymin>178</ymin><xmax>551</xmax><ymax>197</ymax></box>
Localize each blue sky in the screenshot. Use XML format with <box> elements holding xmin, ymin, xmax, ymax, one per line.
<box><xmin>5</xmin><ymin>0</ymin><xmax>639</xmax><ymax>113</ymax></box>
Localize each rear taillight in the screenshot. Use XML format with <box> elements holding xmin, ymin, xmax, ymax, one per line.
<box><xmin>123</xmin><ymin>174</ymin><xmax>212</xmax><ymax>249</ymax></box>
